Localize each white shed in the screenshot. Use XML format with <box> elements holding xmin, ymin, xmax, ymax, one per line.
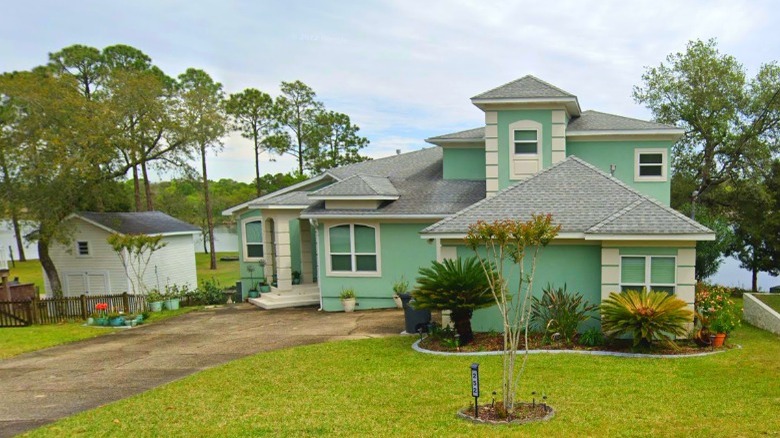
<box><xmin>44</xmin><ymin>211</ymin><xmax>200</xmax><ymax>297</ymax></box>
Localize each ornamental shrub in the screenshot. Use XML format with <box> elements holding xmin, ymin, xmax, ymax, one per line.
<box><xmin>601</xmin><ymin>289</ymin><xmax>693</xmax><ymax>347</ymax></box>
<box><xmin>531</xmin><ymin>284</ymin><xmax>598</xmax><ymax>345</ymax></box>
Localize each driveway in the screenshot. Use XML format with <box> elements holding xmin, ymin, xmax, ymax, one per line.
<box><xmin>0</xmin><ymin>304</ymin><xmax>404</xmax><ymax>437</ymax></box>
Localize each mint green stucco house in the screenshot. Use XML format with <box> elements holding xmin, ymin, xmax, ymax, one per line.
<box><xmin>222</xmin><ymin>75</ymin><xmax>714</xmax><ymax>331</ymax></box>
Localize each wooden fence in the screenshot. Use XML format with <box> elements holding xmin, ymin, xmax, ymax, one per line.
<box><xmin>0</xmin><ymin>293</ymin><xmax>148</xmax><ymax>327</ymax></box>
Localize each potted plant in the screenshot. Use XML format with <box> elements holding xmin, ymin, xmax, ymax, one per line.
<box><xmin>259</xmin><ymin>278</ymin><xmax>271</xmax><ymax>293</ymax></box>
<box><xmin>163</xmin><ymin>284</ymin><xmax>181</xmax><ymax>310</ymax></box>
<box><xmin>340</xmin><ymin>288</ymin><xmax>357</xmax><ymax>313</ymax></box>
<box><xmin>147</xmin><ymin>290</ymin><xmax>164</xmax><ymax>312</ymax></box>
<box><xmin>292</xmin><ymin>270</ymin><xmax>302</xmax><ymax>285</ymax></box>
<box><xmin>696</xmin><ymin>284</ymin><xmax>740</xmax><ymax>347</ymax></box>
<box><xmin>710</xmin><ymin>305</ymin><xmax>741</xmax><ymax>347</ymax></box>
<box><xmin>248</xmin><ymin>282</ymin><xmax>260</xmax><ymax>298</ymax></box>
<box><xmin>94</xmin><ymin>302</ymin><xmax>109</xmax><ymax>326</ymax></box>
<box><xmin>108</xmin><ymin>308</ymin><xmax>125</xmax><ymax>326</ymax></box>
<box><xmin>392</xmin><ymin>277</ymin><xmax>408</xmax><ymax>309</ymax></box>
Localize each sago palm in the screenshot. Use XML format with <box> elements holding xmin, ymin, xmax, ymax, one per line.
<box><xmin>601</xmin><ymin>289</ymin><xmax>693</xmax><ymax>347</ymax></box>
<box><xmin>412</xmin><ymin>257</ymin><xmax>495</xmax><ymax>345</ymax></box>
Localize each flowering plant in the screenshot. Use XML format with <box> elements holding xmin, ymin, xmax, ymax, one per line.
<box><xmin>695</xmin><ymin>284</ymin><xmax>740</xmax><ymax>334</ymax></box>
<box><xmin>95</xmin><ymin>302</ymin><xmax>109</xmax><ymax>318</ymax></box>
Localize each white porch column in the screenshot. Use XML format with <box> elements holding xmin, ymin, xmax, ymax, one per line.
<box><xmin>273</xmin><ymin>213</ymin><xmax>296</xmax><ymax>291</ymax></box>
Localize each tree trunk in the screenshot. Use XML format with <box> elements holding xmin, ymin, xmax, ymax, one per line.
<box><xmin>297</xmin><ymin>120</ymin><xmax>304</xmax><ymax>174</ymax></box>
<box><xmin>38</xmin><ymin>239</ymin><xmax>62</xmax><ymax>297</ymax></box>
<box><xmin>254</xmin><ymin>132</ymin><xmax>262</xmax><ymax>197</ymax></box>
<box><xmin>200</xmin><ymin>144</ymin><xmax>217</xmax><ymax>270</ymax></box>
<box><xmin>132</xmin><ymin>165</ymin><xmax>142</xmax><ymax>211</ymax></box>
<box><xmin>450</xmin><ymin>309</ymin><xmax>474</xmax><ymax>346</ymax></box>
<box><xmin>752</xmin><ymin>267</ymin><xmax>758</xmax><ymax>292</ymax></box>
<box><xmin>142</xmin><ymin>161</ymin><xmax>154</xmax><ymax>211</ymax></box>
<box><xmin>11</xmin><ymin>209</ymin><xmax>26</xmax><ymax>262</ymax></box>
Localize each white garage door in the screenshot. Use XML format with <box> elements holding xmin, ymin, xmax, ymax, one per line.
<box><xmin>64</xmin><ymin>272</ymin><xmax>110</xmax><ymax>296</ymax></box>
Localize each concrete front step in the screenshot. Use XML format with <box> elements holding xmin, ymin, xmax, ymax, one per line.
<box><xmin>248</xmin><ymin>292</ymin><xmax>320</xmax><ymax>310</ymax></box>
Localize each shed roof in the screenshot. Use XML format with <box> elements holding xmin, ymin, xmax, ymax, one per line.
<box><xmin>75</xmin><ymin>211</ymin><xmax>200</xmax><ymax>235</ymax></box>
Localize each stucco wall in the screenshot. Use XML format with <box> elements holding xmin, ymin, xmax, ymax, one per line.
<box><xmin>744</xmin><ymin>293</ymin><xmax>780</xmax><ymax>336</ymax></box>
<box><xmin>442</xmin><ymin>147</ymin><xmax>486</xmax><ymax>180</ymax></box>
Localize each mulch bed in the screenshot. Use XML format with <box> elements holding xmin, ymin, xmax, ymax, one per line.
<box><xmin>458</xmin><ymin>401</ymin><xmax>554</xmax><ymax>425</ymax></box>
<box><xmin>420</xmin><ymin>332</ymin><xmax>733</xmax><ymax>355</ymax></box>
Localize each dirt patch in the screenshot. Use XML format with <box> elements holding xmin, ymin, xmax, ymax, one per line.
<box><xmin>458</xmin><ymin>401</ymin><xmax>554</xmax><ymax>425</ymax></box>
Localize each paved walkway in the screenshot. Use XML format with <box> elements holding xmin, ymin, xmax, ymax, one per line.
<box><xmin>0</xmin><ymin>304</ymin><xmax>404</xmax><ymax>437</ymax></box>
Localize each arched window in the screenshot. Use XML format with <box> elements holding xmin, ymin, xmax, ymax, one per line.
<box><xmin>243</xmin><ymin>219</ymin><xmax>264</xmax><ymax>260</ymax></box>
<box><xmin>327</xmin><ymin>224</ymin><xmax>378</xmax><ymax>274</ymax></box>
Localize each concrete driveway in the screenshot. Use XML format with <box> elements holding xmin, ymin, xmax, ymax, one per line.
<box><xmin>0</xmin><ymin>304</ymin><xmax>404</xmax><ymax>437</ymax></box>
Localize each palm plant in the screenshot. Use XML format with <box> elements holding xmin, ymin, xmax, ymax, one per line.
<box><xmin>531</xmin><ymin>284</ymin><xmax>598</xmax><ymax>345</ymax></box>
<box><xmin>412</xmin><ymin>257</ymin><xmax>495</xmax><ymax>345</ymax></box>
<box><xmin>601</xmin><ymin>289</ymin><xmax>693</xmax><ymax>347</ymax></box>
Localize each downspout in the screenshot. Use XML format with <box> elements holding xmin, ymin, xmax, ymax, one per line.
<box><xmin>310</xmin><ymin>218</ymin><xmax>323</xmax><ymax>310</ymax></box>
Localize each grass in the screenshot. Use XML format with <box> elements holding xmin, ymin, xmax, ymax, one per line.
<box><xmin>756</xmin><ymin>294</ymin><xmax>780</xmax><ymax>313</ymax></box>
<box><xmin>195</xmin><ymin>252</ymin><xmax>240</xmax><ymax>287</ymax></box>
<box><xmin>0</xmin><ymin>307</ymin><xmax>199</xmax><ymax>360</ymax></box>
<box><xmin>24</xmin><ymin>324</ymin><xmax>780</xmax><ymax>437</ymax></box>
<box><xmin>4</xmin><ymin>252</ymin><xmax>240</xmax><ymax>295</ymax></box>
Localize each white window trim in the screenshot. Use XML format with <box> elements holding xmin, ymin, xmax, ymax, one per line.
<box><xmin>619</xmin><ymin>255</ymin><xmax>677</xmax><ymax>293</ymax></box>
<box><xmin>324</xmin><ymin>222</ymin><xmax>381</xmax><ymax>277</ymax></box>
<box><xmin>512</xmin><ymin>129</ymin><xmax>539</xmax><ymax>155</ymax></box>
<box><xmin>508</xmin><ymin>120</ymin><xmax>542</xmax><ymax>180</ymax></box>
<box><xmin>241</xmin><ymin>218</ymin><xmax>265</xmax><ymax>263</ymax></box>
<box><xmin>75</xmin><ymin>240</ymin><xmax>91</xmax><ymax>258</ymax></box>
<box><xmin>634</xmin><ymin>148</ymin><xmax>668</xmax><ymax>182</ymax></box>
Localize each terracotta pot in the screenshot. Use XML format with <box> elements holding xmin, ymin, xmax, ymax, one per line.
<box><xmin>713</xmin><ymin>333</ymin><xmax>727</xmax><ymax>347</ymax></box>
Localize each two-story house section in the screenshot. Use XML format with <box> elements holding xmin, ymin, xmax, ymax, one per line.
<box><xmin>224</xmin><ymin>74</ymin><xmax>714</xmax><ymax>332</ymax></box>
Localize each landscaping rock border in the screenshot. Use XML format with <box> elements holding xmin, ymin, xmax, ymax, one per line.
<box><xmin>412</xmin><ymin>339</ymin><xmax>740</xmax><ymax>358</ymax></box>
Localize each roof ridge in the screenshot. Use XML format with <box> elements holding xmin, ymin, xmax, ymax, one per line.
<box><xmin>524</xmin><ymin>74</ymin><xmax>576</xmax><ymax>97</ymax></box>
<box><xmin>422</xmin><ymin>157</ymin><xmax>576</xmax><ymax>233</ymax></box>
<box><xmin>358</xmin><ymin>174</ymin><xmax>394</xmax><ymax>195</ymax></box>
<box><xmin>567</xmin><ymin>156</ymin><xmax>712</xmax><ymax>233</ymax></box>
<box><xmin>323</xmin><ymin>147</ymin><xmax>436</xmax><ymax>175</ymax></box>
<box><xmin>587</xmin><ymin>198</ymin><xmax>644</xmax><ymax>232</ymax></box>
<box><xmin>471</xmin><ymin>74</ymin><xmax>575</xmax><ymax>100</ymax></box>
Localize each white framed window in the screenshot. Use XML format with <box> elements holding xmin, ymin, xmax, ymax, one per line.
<box><xmin>513</xmin><ymin>129</ymin><xmax>538</xmax><ymax>155</ymax></box>
<box><xmin>242</xmin><ymin>219</ymin><xmax>264</xmax><ymax>261</ymax></box>
<box><xmin>76</xmin><ymin>241</ymin><xmax>90</xmax><ymax>257</ymax></box>
<box><xmin>635</xmin><ymin>148</ymin><xmax>668</xmax><ymax>182</ymax></box>
<box><xmin>325</xmin><ymin>223</ymin><xmax>380</xmax><ymax>277</ymax></box>
<box><xmin>620</xmin><ymin>255</ymin><xmax>676</xmax><ymax>294</ymax></box>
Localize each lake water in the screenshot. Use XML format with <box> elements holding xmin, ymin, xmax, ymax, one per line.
<box><xmin>1</xmin><ymin>220</ymin><xmax>776</xmax><ymax>290</ymax></box>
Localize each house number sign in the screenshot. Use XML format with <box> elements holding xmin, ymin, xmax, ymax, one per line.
<box><xmin>470</xmin><ymin>363</ymin><xmax>480</xmax><ymax>418</ymax></box>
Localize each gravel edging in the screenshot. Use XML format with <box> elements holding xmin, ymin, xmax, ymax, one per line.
<box><xmin>412</xmin><ymin>339</ymin><xmax>741</xmax><ymax>358</ymax></box>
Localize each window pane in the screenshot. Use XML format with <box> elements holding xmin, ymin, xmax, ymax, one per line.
<box><xmin>245</xmin><ymin>221</ymin><xmax>263</xmax><ymax>243</ymax></box>
<box><xmin>621</xmin><ymin>286</ymin><xmax>641</xmax><ymax>293</ymax></box>
<box><xmin>354</xmin><ymin>225</ymin><xmax>376</xmax><ymax>253</ymax></box>
<box><xmin>331</xmin><ymin>255</ymin><xmax>352</xmax><ymax>271</ymax></box>
<box><xmin>356</xmin><ymin>255</ymin><xmax>377</xmax><ymax>272</ymax></box>
<box><xmin>639</xmin><ymin>153</ymin><xmax>663</xmax><ymax>164</ymax></box>
<box><xmin>651</xmin><ymin>286</ymin><xmax>675</xmax><ymax>295</ymax></box>
<box><xmin>247</xmin><ymin>244</ymin><xmax>264</xmax><ymax>258</ymax></box>
<box><xmin>514</xmin><ymin>142</ymin><xmax>537</xmax><ymax>154</ymax></box>
<box><xmin>329</xmin><ymin>225</ymin><xmax>351</xmax><ymax>253</ymax></box>
<box><xmin>651</xmin><ymin>257</ymin><xmax>675</xmax><ymax>284</ymax></box>
<box><xmin>621</xmin><ymin>257</ymin><xmax>645</xmax><ymax>284</ymax></box>
<box><xmin>77</xmin><ymin>242</ymin><xmax>89</xmax><ymax>255</ymax></box>
<box><xmin>639</xmin><ymin>165</ymin><xmax>663</xmax><ymax>176</ymax></box>
<box><xmin>514</xmin><ymin>130</ymin><xmax>537</xmax><ymax>141</ymax></box>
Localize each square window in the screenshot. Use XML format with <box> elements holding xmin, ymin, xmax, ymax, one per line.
<box><xmin>77</xmin><ymin>241</ymin><xmax>89</xmax><ymax>256</ymax></box>
<box><xmin>513</xmin><ymin>129</ymin><xmax>538</xmax><ymax>155</ymax></box>
<box><xmin>635</xmin><ymin>150</ymin><xmax>667</xmax><ymax>181</ymax></box>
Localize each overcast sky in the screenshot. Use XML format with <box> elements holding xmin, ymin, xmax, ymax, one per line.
<box><xmin>2</xmin><ymin>0</ymin><xmax>778</xmax><ymax>182</ymax></box>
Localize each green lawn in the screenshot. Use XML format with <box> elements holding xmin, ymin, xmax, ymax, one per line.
<box><xmin>4</xmin><ymin>252</ymin><xmax>240</xmax><ymax>294</ymax></box>
<box><xmin>0</xmin><ymin>307</ymin><xmax>198</xmax><ymax>359</ymax></box>
<box><xmin>24</xmin><ymin>325</ymin><xmax>780</xmax><ymax>437</ymax></box>
<box><xmin>756</xmin><ymin>294</ymin><xmax>780</xmax><ymax>313</ymax></box>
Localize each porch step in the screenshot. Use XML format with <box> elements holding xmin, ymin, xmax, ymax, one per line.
<box><xmin>248</xmin><ymin>288</ymin><xmax>320</xmax><ymax>310</ymax></box>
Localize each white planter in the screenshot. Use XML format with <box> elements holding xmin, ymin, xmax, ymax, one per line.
<box><xmin>342</xmin><ymin>298</ymin><xmax>356</xmax><ymax>313</ymax></box>
<box><xmin>393</xmin><ymin>295</ymin><xmax>403</xmax><ymax>309</ymax></box>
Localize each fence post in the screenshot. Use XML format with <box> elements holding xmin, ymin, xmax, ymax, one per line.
<box><xmin>122</xmin><ymin>292</ymin><xmax>130</xmax><ymax>313</ymax></box>
<box><xmin>25</xmin><ymin>300</ymin><xmax>33</xmax><ymax>326</ymax></box>
<box><xmin>81</xmin><ymin>294</ymin><xmax>88</xmax><ymax>320</ymax></box>
<box><xmin>30</xmin><ymin>294</ymin><xmax>39</xmax><ymax>325</ymax></box>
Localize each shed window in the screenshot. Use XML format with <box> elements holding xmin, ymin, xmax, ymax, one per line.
<box><xmin>620</xmin><ymin>256</ymin><xmax>676</xmax><ymax>294</ymax></box>
<box><xmin>244</xmin><ymin>220</ymin><xmax>264</xmax><ymax>259</ymax></box>
<box><xmin>76</xmin><ymin>241</ymin><xmax>90</xmax><ymax>256</ymax></box>
<box><xmin>329</xmin><ymin>224</ymin><xmax>377</xmax><ymax>273</ymax></box>
<box><xmin>513</xmin><ymin>130</ymin><xmax>538</xmax><ymax>155</ymax></box>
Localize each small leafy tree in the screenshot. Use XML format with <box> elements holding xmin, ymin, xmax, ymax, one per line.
<box><xmin>412</xmin><ymin>257</ymin><xmax>495</xmax><ymax>345</ymax></box>
<box><xmin>465</xmin><ymin>214</ymin><xmax>561</xmax><ymax>412</ymax></box>
<box><xmin>107</xmin><ymin>233</ymin><xmax>167</xmax><ymax>295</ymax></box>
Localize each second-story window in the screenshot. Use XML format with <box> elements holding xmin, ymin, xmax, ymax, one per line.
<box><xmin>635</xmin><ymin>149</ymin><xmax>668</xmax><ymax>182</ymax></box>
<box><xmin>513</xmin><ymin>130</ymin><xmax>538</xmax><ymax>155</ymax></box>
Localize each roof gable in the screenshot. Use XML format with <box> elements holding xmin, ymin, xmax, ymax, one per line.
<box><xmin>472</xmin><ymin>75</ymin><xmax>575</xmax><ymax>100</ymax></box>
<box><xmin>311</xmin><ymin>174</ymin><xmax>399</xmax><ymax>198</ymax></box>
<box><xmin>75</xmin><ymin>211</ymin><xmax>199</xmax><ymax>235</ymax></box>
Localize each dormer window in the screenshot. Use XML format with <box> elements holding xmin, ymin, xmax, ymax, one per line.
<box><xmin>635</xmin><ymin>149</ymin><xmax>668</xmax><ymax>182</ymax></box>
<box><xmin>513</xmin><ymin>130</ymin><xmax>538</xmax><ymax>155</ymax></box>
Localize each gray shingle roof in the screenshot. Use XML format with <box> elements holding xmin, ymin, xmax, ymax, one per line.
<box><xmin>259</xmin><ymin>191</ymin><xmax>312</xmax><ymax>206</ymax></box>
<box><xmin>472</xmin><ymin>75</ymin><xmax>575</xmax><ymax>100</ymax></box>
<box><xmin>77</xmin><ymin>211</ymin><xmax>199</xmax><ymax>235</ymax></box>
<box><xmin>426</xmin><ymin>127</ymin><xmax>485</xmax><ymax>142</ymax></box>
<box><xmin>311</xmin><ymin>174</ymin><xmax>399</xmax><ymax>197</ymax></box>
<box><xmin>568</xmin><ymin>110</ymin><xmax>679</xmax><ymax>132</ymax></box>
<box><xmin>422</xmin><ymin>157</ymin><xmax>712</xmax><ymax>236</ymax></box>
<box><xmin>302</xmin><ymin>147</ymin><xmax>485</xmax><ymax>217</ymax></box>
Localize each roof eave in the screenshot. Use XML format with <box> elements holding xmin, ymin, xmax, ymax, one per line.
<box><xmin>308</xmin><ymin>195</ymin><xmax>400</xmax><ymax>201</ymax></box>
<box><xmin>584</xmin><ymin>233</ymin><xmax>716</xmax><ymax>241</ymax></box>
<box><xmin>567</xmin><ymin>129</ymin><xmax>685</xmax><ymax>139</ymax></box>
<box><xmin>424</xmin><ymin>138</ymin><xmax>485</xmax><ymax>146</ymax></box>
<box><xmin>221</xmin><ymin>173</ymin><xmax>335</xmax><ymax>216</ymax></box>
<box><xmin>301</xmin><ymin>213</ymin><xmax>447</xmax><ymax>220</ymax></box>
<box><xmin>470</xmin><ymin>97</ymin><xmax>582</xmax><ymax>116</ymax></box>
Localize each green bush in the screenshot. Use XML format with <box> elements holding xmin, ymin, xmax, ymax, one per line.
<box><xmin>579</xmin><ymin>327</ymin><xmax>605</xmax><ymax>347</ymax></box>
<box><xmin>186</xmin><ymin>279</ymin><xmax>226</xmax><ymax>305</ymax></box>
<box><xmin>601</xmin><ymin>289</ymin><xmax>693</xmax><ymax>347</ymax></box>
<box><xmin>531</xmin><ymin>284</ymin><xmax>598</xmax><ymax>344</ymax></box>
